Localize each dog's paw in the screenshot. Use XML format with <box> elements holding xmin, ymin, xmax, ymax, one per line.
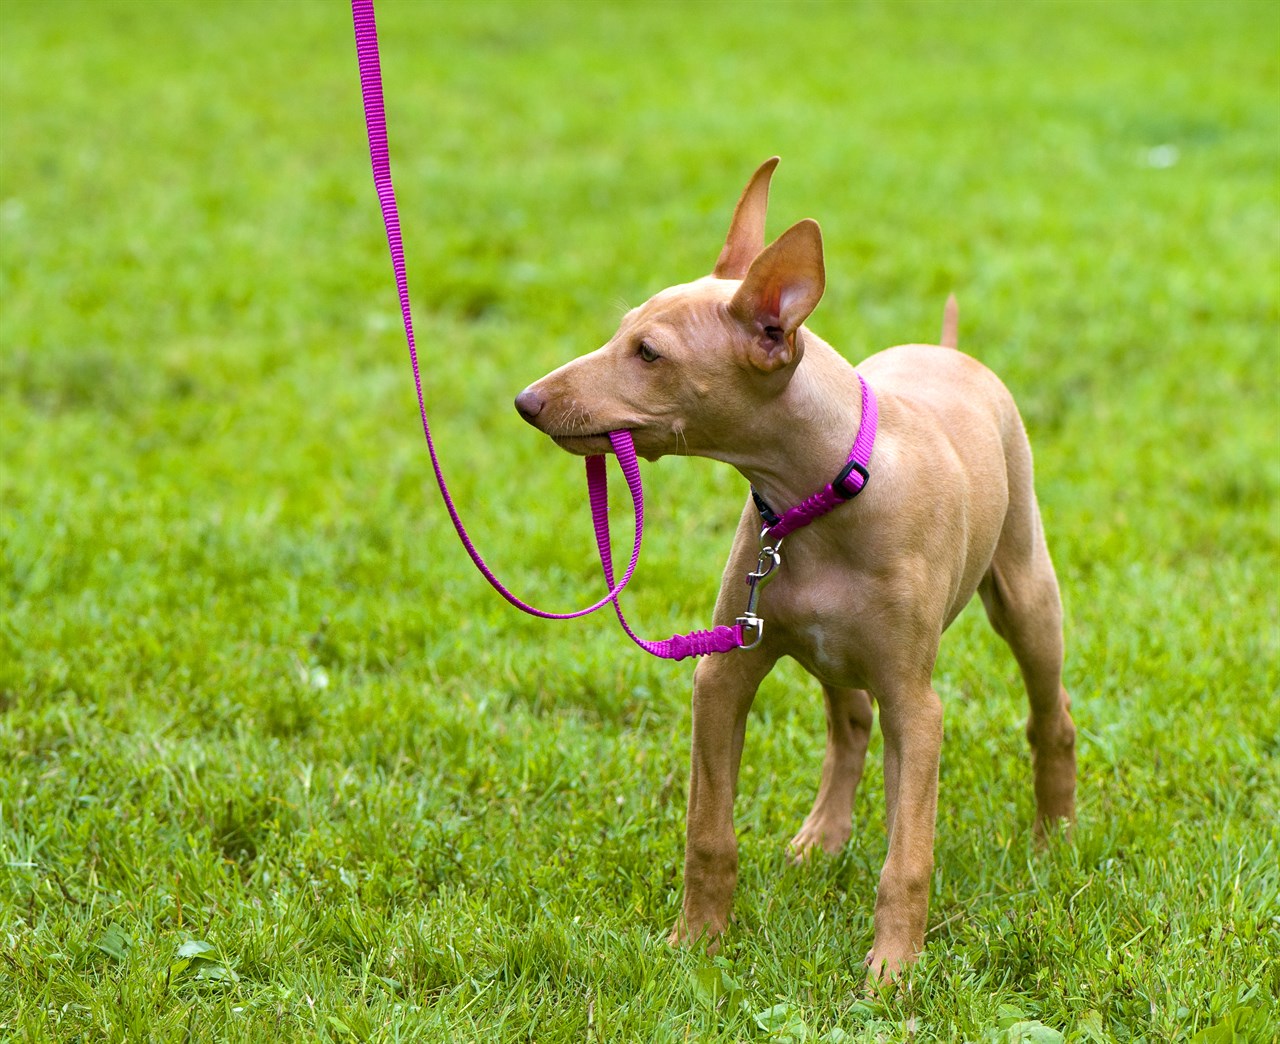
<box><xmin>1032</xmin><ymin>810</ymin><xmax>1076</xmax><ymax>847</ymax></box>
<box><xmin>787</xmin><ymin>818</ymin><xmax>850</xmax><ymax>863</ymax></box>
<box><xmin>667</xmin><ymin>924</ymin><xmax>723</xmax><ymax>955</ymax></box>
<box><xmin>668</xmin><ymin>913</ymin><xmax>727</xmax><ymax>954</ymax></box>
<box><xmin>863</xmin><ymin>943</ymin><xmax>919</xmax><ymax>986</ymax></box>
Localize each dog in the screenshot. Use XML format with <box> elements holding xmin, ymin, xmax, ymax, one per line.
<box><xmin>514</xmin><ymin>158</ymin><xmax>1076</xmax><ymax>980</ymax></box>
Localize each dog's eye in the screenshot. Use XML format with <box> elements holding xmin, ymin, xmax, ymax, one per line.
<box><xmin>637</xmin><ymin>341</ymin><xmax>660</xmax><ymax>363</ymax></box>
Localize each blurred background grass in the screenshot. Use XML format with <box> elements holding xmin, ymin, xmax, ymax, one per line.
<box><xmin>1</xmin><ymin>0</ymin><xmax>1277</xmax><ymax>1039</ymax></box>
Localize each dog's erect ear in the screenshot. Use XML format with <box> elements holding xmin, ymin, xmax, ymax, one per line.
<box><xmin>713</xmin><ymin>157</ymin><xmax>780</xmax><ymax>280</ymax></box>
<box><xmin>729</xmin><ymin>219</ymin><xmax>825</xmax><ymax>372</ymax></box>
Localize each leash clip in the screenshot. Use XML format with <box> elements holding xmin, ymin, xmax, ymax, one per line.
<box><xmin>736</xmin><ymin>613</ymin><xmax>765</xmax><ymax>650</ymax></box>
<box><xmin>736</xmin><ymin>534</ymin><xmax>783</xmax><ymax>651</ymax></box>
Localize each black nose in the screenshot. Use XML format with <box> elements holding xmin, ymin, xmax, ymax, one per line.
<box><xmin>515</xmin><ymin>387</ymin><xmax>545</xmax><ymax>423</ymax></box>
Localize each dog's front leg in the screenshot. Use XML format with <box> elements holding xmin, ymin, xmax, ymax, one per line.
<box><xmin>867</xmin><ymin>680</ymin><xmax>943</xmax><ymax>980</ymax></box>
<box><xmin>669</xmin><ymin>649</ymin><xmax>776</xmax><ymax>950</ymax></box>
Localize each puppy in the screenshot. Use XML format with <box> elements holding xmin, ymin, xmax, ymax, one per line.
<box><xmin>515</xmin><ymin>158</ymin><xmax>1075</xmax><ymax>979</ymax></box>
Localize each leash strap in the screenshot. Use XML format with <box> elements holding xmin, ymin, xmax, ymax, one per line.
<box><xmin>587</xmin><ymin>455</ymin><xmax>746</xmax><ymax>659</ymax></box>
<box><xmin>752</xmin><ymin>373</ymin><xmax>878</xmax><ymax>540</ymax></box>
<box><xmin>353</xmin><ymin>0</ymin><xmax>737</xmax><ymax>658</ymax></box>
<box><xmin>352</xmin><ymin>0</ymin><xmax>878</xmax><ymax>659</ymax></box>
<box><xmin>352</xmin><ymin>0</ymin><xmax>643</xmax><ymax>620</ymax></box>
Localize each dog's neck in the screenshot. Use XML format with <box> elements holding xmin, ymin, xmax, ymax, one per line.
<box><xmin>714</xmin><ymin>332</ymin><xmax>866</xmax><ymax>513</ymax></box>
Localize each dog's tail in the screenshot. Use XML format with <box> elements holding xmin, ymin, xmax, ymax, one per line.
<box><xmin>940</xmin><ymin>293</ymin><xmax>959</xmax><ymax>349</ymax></box>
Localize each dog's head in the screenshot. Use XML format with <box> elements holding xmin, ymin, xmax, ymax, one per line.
<box><xmin>515</xmin><ymin>158</ymin><xmax>826</xmax><ymax>461</ymax></box>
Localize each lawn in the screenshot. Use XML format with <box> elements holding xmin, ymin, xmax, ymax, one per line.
<box><xmin>1</xmin><ymin>0</ymin><xmax>1277</xmax><ymax>1040</ymax></box>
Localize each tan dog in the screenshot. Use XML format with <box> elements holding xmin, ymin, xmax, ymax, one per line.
<box><xmin>514</xmin><ymin>158</ymin><xmax>1076</xmax><ymax>980</ymax></box>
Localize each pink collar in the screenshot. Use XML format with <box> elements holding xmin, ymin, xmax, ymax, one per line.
<box><xmin>750</xmin><ymin>373</ymin><xmax>878</xmax><ymax>540</ymax></box>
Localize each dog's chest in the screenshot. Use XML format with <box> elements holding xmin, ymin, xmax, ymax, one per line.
<box><xmin>767</xmin><ymin>573</ymin><xmax>876</xmax><ymax>688</ymax></box>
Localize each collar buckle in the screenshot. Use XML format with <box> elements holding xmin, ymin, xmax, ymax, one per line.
<box><xmin>833</xmin><ymin>458</ymin><xmax>870</xmax><ymax>500</ymax></box>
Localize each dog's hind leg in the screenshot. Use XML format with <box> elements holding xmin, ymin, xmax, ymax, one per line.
<box><xmin>788</xmin><ymin>685</ymin><xmax>874</xmax><ymax>861</ymax></box>
<box><xmin>978</xmin><ymin>435</ymin><xmax>1076</xmax><ymax>836</ymax></box>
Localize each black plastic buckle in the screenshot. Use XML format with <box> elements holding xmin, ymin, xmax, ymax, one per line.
<box><xmin>833</xmin><ymin>459</ymin><xmax>870</xmax><ymax>500</ymax></box>
<box><xmin>750</xmin><ymin>486</ymin><xmax>782</xmax><ymax>528</ymax></box>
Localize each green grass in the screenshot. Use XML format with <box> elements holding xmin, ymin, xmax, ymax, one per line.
<box><xmin>2</xmin><ymin>0</ymin><xmax>1277</xmax><ymax>1039</ymax></box>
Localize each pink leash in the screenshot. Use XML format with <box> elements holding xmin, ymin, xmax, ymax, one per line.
<box><xmin>351</xmin><ymin>0</ymin><xmax>743</xmax><ymax>658</ymax></box>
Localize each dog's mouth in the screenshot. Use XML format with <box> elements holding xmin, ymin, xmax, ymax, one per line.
<box><xmin>550</xmin><ymin>431</ymin><xmax>617</xmax><ymax>456</ymax></box>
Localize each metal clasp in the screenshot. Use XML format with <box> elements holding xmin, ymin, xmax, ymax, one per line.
<box><xmin>736</xmin><ymin>530</ymin><xmax>783</xmax><ymax>651</ymax></box>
